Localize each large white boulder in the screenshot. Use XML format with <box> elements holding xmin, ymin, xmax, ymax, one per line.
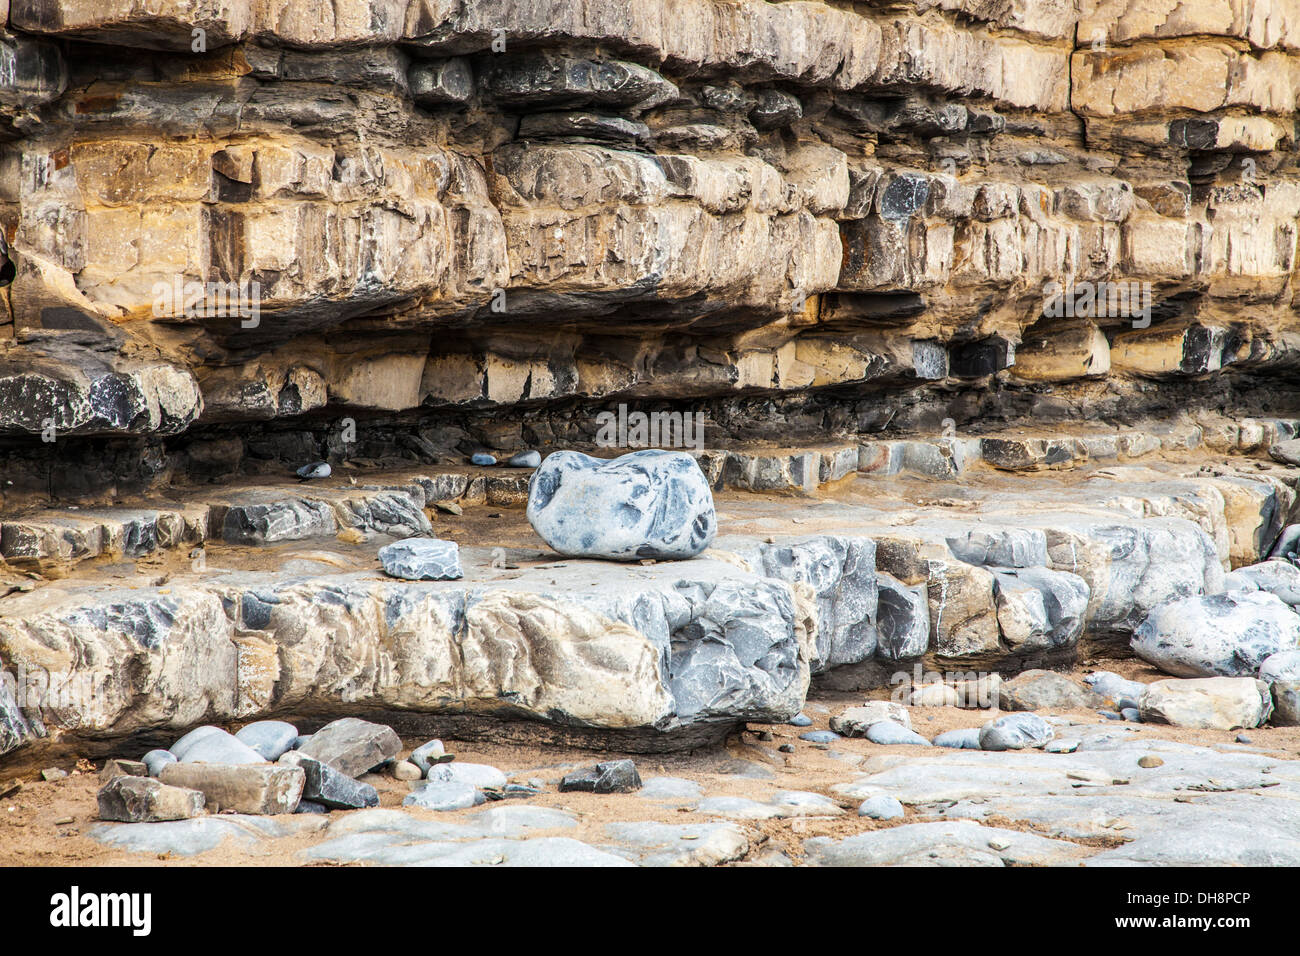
<box><xmin>1139</xmin><ymin>677</ymin><xmax>1273</xmax><ymax>730</ymax></box>
<box><xmin>1131</xmin><ymin>591</ymin><xmax>1300</xmax><ymax>678</ymax></box>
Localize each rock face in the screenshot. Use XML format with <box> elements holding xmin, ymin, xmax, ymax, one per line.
<box><xmin>526</xmin><ymin>451</ymin><xmax>717</xmax><ymax>561</ymax></box>
<box><xmin>1139</xmin><ymin>678</ymin><xmax>1273</xmax><ymax>731</ymax></box>
<box><xmin>1132</xmin><ymin>592</ymin><xmax>1300</xmax><ymax>678</ymax></box>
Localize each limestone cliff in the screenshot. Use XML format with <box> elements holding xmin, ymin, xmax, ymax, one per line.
<box><xmin>0</xmin><ymin>0</ymin><xmax>1297</xmax><ymax>499</ymax></box>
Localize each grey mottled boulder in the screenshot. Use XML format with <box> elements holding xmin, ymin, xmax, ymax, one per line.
<box><xmin>297</xmin><ymin>718</ymin><xmax>401</xmax><ymax>778</ymax></box>
<box><xmin>1131</xmin><ymin>591</ymin><xmax>1300</xmax><ymax>677</ymax></box>
<box><xmin>526</xmin><ymin>450</ymin><xmax>716</xmax><ymax>560</ymax></box>
<box><xmin>1000</xmin><ymin>670</ymin><xmax>1102</xmax><ymax>712</ymax></box>
<box><xmin>1259</xmin><ymin>650</ymin><xmax>1300</xmax><ymax>684</ymax></box>
<box><xmin>979</xmin><ymin>713</ymin><xmax>1054</xmax><ymax>751</ymax></box>
<box><xmin>377</xmin><ymin>537</ymin><xmax>463</xmax><ymax>581</ymax></box>
<box><xmin>1223</xmin><ymin>559</ymin><xmax>1300</xmax><ymax>607</ymax></box>
<box><xmin>235</xmin><ymin>720</ymin><xmax>299</xmax><ymax>761</ymax></box>
<box><xmin>403</xmin><ymin>781</ymin><xmax>485</xmax><ymax>811</ymax></box>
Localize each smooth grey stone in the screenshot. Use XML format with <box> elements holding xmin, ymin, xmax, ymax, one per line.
<box><xmin>789</xmin><ymin>713</ymin><xmax>813</xmax><ymax>727</ymax></box>
<box><xmin>1259</xmin><ymin>650</ymin><xmax>1300</xmax><ymax>684</ymax></box>
<box><xmin>1270</xmin><ymin>524</ymin><xmax>1300</xmax><ymax>561</ymax></box>
<box><xmin>866</xmin><ymin>720</ymin><xmax>931</xmax><ymax>746</ymax></box>
<box><xmin>506</xmin><ymin>450</ymin><xmax>542</xmax><ymax>468</ymax></box>
<box><xmin>409</xmin><ymin>739</ymin><xmax>449</xmax><ymax>773</ymax></box>
<box><xmin>142</xmin><ymin>749</ymin><xmax>177</xmax><ymax>777</ymax></box>
<box><xmin>170</xmin><ymin>725</ymin><xmax>223</xmax><ymax>760</ymax></box>
<box><xmin>1099</xmin><ymin>710</ymin><xmax>1123</xmax><ymax>720</ymax></box>
<box><xmin>296</xmin><ymin>461</ymin><xmax>331</xmax><ymax>480</ymax></box>
<box><xmin>799</xmin><ymin>730</ymin><xmax>840</xmax><ymax>744</ymax></box>
<box><xmin>295</xmin><ymin>799</ymin><xmax>330</xmax><ymax>814</ymax></box>
<box><xmin>1237</xmin><ymin>734</ymin><xmax>1253</xmax><ymax>744</ymax></box>
<box><xmin>1086</xmin><ymin>671</ymin><xmax>1148</xmax><ymax>706</ymax></box>
<box><xmin>1132</xmin><ymin>591</ymin><xmax>1300</xmax><ymax>678</ymax></box>
<box><xmin>235</xmin><ymin>720</ymin><xmax>299</xmax><ymax>761</ymax></box>
<box><xmin>378</xmin><ymin>537</ymin><xmax>463</xmax><ymax>581</ymax></box>
<box><xmin>932</xmin><ymin>728</ymin><xmax>981</xmax><ymax>749</ymax></box>
<box><xmin>177</xmin><ymin>729</ymin><xmax>267</xmax><ymax>765</ymax></box>
<box><xmin>559</xmin><ymin>759</ymin><xmax>642</xmax><ymax>794</ymax></box>
<box><xmin>502</xmin><ymin>784</ymin><xmax>541</xmax><ymax>798</ymax></box>
<box><xmin>859</xmin><ymin>795</ymin><xmax>905</xmax><ymax>820</ymax></box>
<box><xmin>1000</xmin><ymin>670</ymin><xmax>1101</xmax><ymax>711</ymax></box>
<box><xmin>526</xmin><ymin>449</ymin><xmax>716</xmax><ymax>561</ymax></box>
<box><xmin>1121</xmin><ymin>707</ymin><xmax>1142</xmax><ymax>722</ymax></box>
<box><xmin>979</xmin><ymin>713</ymin><xmax>1054</xmax><ymax>751</ymax></box>
<box><xmin>291</xmin><ymin>735</ymin><xmax>313</xmax><ymax>750</ymax></box>
<box><xmin>428</xmin><ymin>762</ymin><xmax>508</xmax><ymax>789</ymax></box>
<box><xmin>403</xmin><ymin>781</ymin><xmax>485</xmax><ymax>811</ymax></box>
<box><xmin>1223</xmin><ymin>559</ymin><xmax>1300</xmax><ymax>607</ymax></box>
<box><xmin>470</xmin><ymin>453</ymin><xmax>496</xmax><ymax>466</ymax></box>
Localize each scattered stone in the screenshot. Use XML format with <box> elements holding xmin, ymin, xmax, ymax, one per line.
<box><xmin>933</xmin><ymin>728</ymin><xmax>981</xmax><ymax>749</ymax></box>
<box><xmin>559</xmin><ymin>760</ymin><xmax>642</xmax><ymax>794</ymax></box>
<box><xmin>403</xmin><ymin>781</ymin><xmax>485</xmax><ymax>811</ymax></box>
<box><xmin>409</xmin><ymin>739</ymin><xmax>451</xmax><ymax>773</ymax></box>
<box><xmin>143</xmin><ymin>750</ymin><xmax>176</xmax><ymax>777</ymax></box>
<box><xmin>779</xmin><ymin>744</ymin><xmax>795</xmax><ymax>753</ymax></box>
<box><xmin>1044</xmin><ymin>739</ymin><xmax>1079</xmax><ymax>754</ymax></box>
<box><xmin>99</xmin><ymin>759</ymin><xmax>147</xmax><ymax>782</ymax></box>
<box><xmin>1273</xmin><ymin>681</ymin><xmax>1300</xmax><ymax>726</ymax></box>
<box><xmin>526</xmin><ymin>450</ymin><xmax>716</xmax><ymax>560</ymax></box>
<box><xmin>1132</xmin><ymin>591</ymin><xmax>1300</xmax><ymax>678</ymax></box>
<box><xmin>295</xmin><ymin>799</ymin><xmax>330</xmax><ymax>815</ymax></box>
<box><xmin>470</xmin><ymin>453</ymin><xmax>497</xmax><ymax>466</ymax></box>
<box><xmin>175</xmin><ymin>728</ymin><xmax>267</xmax><ymax>765</ymax></box>
<box><xmin>41</xmin><ymin>767</ymin><xmax>68</xmax><ymax>781</ymax></box>
<box><xmin>377</xmin><ymin>537</ymin><xmax>463</xmax><ymax>581</ymax></box>
<box><xmin>1223</xmin><ymin>559</ymin><xmax>1300</xmax><ymax>607</ymax></box>
<box><xmin>866</xmin><ymin>720</ymin><xmax>931</xmax><ymax>746</ymax></box>
<box><xmin>979</xmin><ymin>713</ymin><xmax>1055</xmax><ymax>751</ymax></box>
<box><xmin>1085</xmin><ymin>671</ymin><xmax>1147</xmax><ymax>709</ymax></box>
<box><xmin>169</xmin><ymin>726</ymin><xmax>224</xmax><ymax>760</ymax></box>
<box><xmin>831</xmin><ymin>701</ymin><xmax>911</xmax><ymax>736</ymax></box>
<box><xmin>1139</xmin><ymin>677</ymin><xmax>1273</xmax><ymax>730</ymax></box>
<box><xmin>908</xmin><ymin>682</ymin><xmax>960</xmax><ymax>707</ymax></box>
<box><xmin>1000</xmin><ymin>670</ymin><xmax>1102</xmax><ymax>711</ymax></box>
<box><xmin>799</xmin><ymin>730</ymin><xmax>840</xmax><ymax>744</ymax></box>
<box><xmin>296</xmin><ymin>461</ymin><xmax>331</xmax><ymax>480</ymax></box>
<box><xmin>433</xmin><ymin>500</ymin><xmax>463</xmax><ymax>515</ymax></box>
<box><xmin>97</xmin><ymin>776</ymin><xmax>205</xmax><ymax>823</ymax></box>
<box><xmin>503</xmin><ymin>783</ymin><xmax>541</xmax><ymax>798</ymax></box>
<box><xmin>428</xmin><ymin>762</ymin><xmax>509</xmax><ymax>789</ymax></box>
<box><xmin>507</xmin><ymin>450</ymin><xmax>542</xmax><ymax>468</ymax></box>
<box><xmin>1099</xmin><ymin>709</ymin><xmax>1123</xmax><ymax>720</ymax></box>
<box><xmin>388</xmin><ymin>760</ymin><xmax>423</xmax><ymax>781</ymax></box>
<box><xmin>297</xmin><ymin>718</ymin><xmax>401</xmax><ymax>778</ymax></box>
<box><xmin>282</xmin><ymin>753</ymin><xmax>378</xmax><ymax>810</ymax></box>
<box><xmin>858</xmin><ymin>795</ymin><xmax>905</xmax><ymax>820</ymax></box>
<box><xmin>1137</xmin><ymin>755</ymin><xmax>1164</xmax><ymax>768</ymax></box>
<box><xmin>160</xmin><ymin>763</ymin><xmax>306</xmax><ymax>815</ymax></box>
<box><xmin>789</xmin><ymin>713</ymin><xmax>813</xmax><ymax>727</ymax></box>
<box><xmin>1268</xmin><ymin>438</ymin><xmax>1300</xmax><ymax>466</ymax></box>
<box><xmin>1121</xmin><ymin>707</ymin><xmax>1142</xmax><ymax>722</ymax></box>
<box><xmin>235</xmin><ymin>720</ymin><xmax>299</xmax><ymax>761</ymax></box>
<box><xmin>1236</xmin><ymin>734</ymin><xmax>1253</xmax><ymax>744</ymax></box>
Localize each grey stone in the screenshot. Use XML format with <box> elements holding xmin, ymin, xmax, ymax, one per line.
<box><xmin>559</xmin><ymin>759</ymin><xmax>642</xmax><ymax>794</ymax></box>
<box><xmin>804</xmin><ymin>821</ymin><xmax>1086</xmax><ymax>866</ymax></box>
<box><xmin>799</xmin><ymin>730</ymin><xmax>840</xmax><ymax>744</ymax></box>
<box><xmin>517</xmin><ymin>111</ymin><xmax>649</xmax><ymax>145</ymax></box>
<box><xmin>1270</xmin><ymin>524</ymin><xmax>1300</xmax><ymax>562</ymax></box>
<box><xmin>177</xmin><ymin>729</ymin><xmax>268</xmax><ymax>766</ymax></box>
<box><xmin>1139</xmin><ymin>677</ymin><xmax>1273</xmax><ymax>730</ymax></box>
<box><xmin>388</xmin><ymin>760</ymin><xmax>423</xmax><ymax>781</ymax></box>
<box><xmin>297</xmin><ymin>718</ymin><xmax>401</xmax><ymax>778</ymax></box>
<box><xmin>295</xmin><ymin>799</ymin><xmax>330</xmax><ymax>814</ymax></box>
<box><xmin>506</xmin><ymin>450</ymin><xmax>542</xmax><ymax>468</ymax></box>
<box><xmin>789</xmin><ymin>713</ymin><xmax>813</xmax><ymax>727</ymax></box>
<box><xmin>874</xmin><ymin>571</ymin><xmax>929</xmax><ymax>661</ymax></box>
<box><xmin>1085</xmin><ymin>671</ymin><xmax>1147</xmax><ymax>709</ymax></box>
<box><xmin>1268</xmin><ymin>438</ymin><xmax>1300</xmax><ymax>466</ymax></box>
<box><xmin>97</xmin><ymin>775</ymin><xmax>205</xmax><ymax>823</ymax></box>
<box><xmin>603</xmin><ymin>821</ymin><xmax>749</xmax><ymax>866</ymax></box>
<box><xmin>859</xmin><ymin>795</ymin><xmax>905</xmax><ymax>820</ymax></box>
<box><xmin>992</xmin><ymin>566</ymin><xmax>1090</xmax><ymax>649</ymax></box>
<box><xmin>866</xmin><ymin>720</ymin><xmax>931</xmax><ymax>746</ymax></box>
<box><xmin>749</xmin><ymin>89</ymin><xmax>802</xmax><ymax>129</ymax></box>
<box><xmin>481</xmin><ymin>54</ymin><xmax>676</xmax><ymax>110</ymax></box>
<box><xmin>1259</xmin><ymin>650</ymin><xmax>1300</xmax><ymax>683</ymax></box>
<box><xmin>1273</xmin><ymin>680</ymin><xmax>1300</xmax><ymax>726</ymax></box>
<box><xmin>428</xmin><ymin>762</ymin><xmax>508</xmax><ymax>789</ymax></box>
<box><xmin>1223</xmin><ymin>559</ymin><xmax>1300</xmax><ymax>607</ymax></box>
<box><xmin>170</xmin><ymin>725</ymin><xmax>224</xmax><ymax>760</ymax></box>
<box><xmin>1132</xmin><ymin>591</ymin><xmax>1300</xmax><ymax>678</ymax></box>
<box><xmin>1000</xmin><ymin>670</ymin><xmax>1101</xmax><ymax>712</ymax></box>
<box><xmin>99</xmin><ymin>759</ymin><xmax>147</xmax><ymax>782</ymax></box>
<box><xmin>296</xmin><ymin>461</ymin><xmax>331</xmax><ymax>480</ymax></box>
<box><xmin>470</xmin><ymin>453</ymin><xmax>497</xmax><ymax>466</ymax></box>
<box><xmin>282</xmin><ymin>753</ymin><xmax>379</xmax><ymax>810</ymax></box>
<box><xmin>377</xmin><ymin>537</ymin><xmax>463</xmax><ymax>581</ymax></box>
<box><xmin>526</xmin><ymin>450</ymin><xmax>716</xmax><ymax>561</ymax></box>
<box><xmin>979</xmin><ymin>714</ymin><xmax>1054</xmax><ymax>751</ymax></box>
<box><xmin>637</xmin><ymin>776</ymin><xmax>702</xmax><ymax>802</ymax></box>
<box><xmin>235</xmin><ymin>720</ymin><xmax>299</xmax><ymax>761</ymax></box>
<box><xmin>831</xmin><ymin>702</ymin><xmax>911</xmax><ymax>736</ymax></box>
<box><xmin>403</xmin><ymin>781</ymin><xmax>485</xmax><ymax>811</ymax></box>
<box><xmin>160</xmin><ymin>763</ymin><xmax>305</xmax><ymax>815</ymax></box>
<box><xmin>142</xmin><ymin>750</ymin><xmax>177</xmax><ymax>777</ymax></box>
<box><xmin>409</xmin><ymin>739</ymin><xmax>449</xmax><ymax>773</ymax></box>
<box><xmin>933</xmin><ymin>728</ymin><xmax>981</xmax><ymax>749</ymax></box>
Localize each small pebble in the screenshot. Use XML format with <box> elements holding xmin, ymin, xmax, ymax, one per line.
<box><xmin>434</xmin><ymin>500</ymin><xmax>463</xmax><ymax>515</ymax></box>
<box><xmin>470</xmin><ymin>453</ymin><xmax>497</xmax><ymax>466</ymax></box>
<box><xmin>1098</xmin><ymin>710</ymin><xmax>1123</xmax><ymax>721</ymax></box>
<box><xmin>1121</xmin><ymin>707</ymin><xmax>1142</xmax><ymax>722</ymax></box>
<box><xmin>295</xmin><ymin>799</ymin><xmax>330</xmax><ymax>815</ymax></box>
<box><xmin>41</xmin><ymin>768</ymin><xmax>67</xmax><ymax>782</ymax></box>
<box><xmin>789</xmin><ymin>713</ymin><xmax>813</xmax><ymax>727</ymax></box>
<box><xmin>778</xmin><ymin>744</ymin><xmax>795</xmax><ymax>753</ymax></box>
<box><xmin>1236</xmin><ymin>734</ymin><xmax>1252</xmax><ymax>744</ymax></box>
<box><xmin>296</xmin><ymin>461</ymin><xmax>331</xmax><ymax>480</ymax></box>
<box><xmin>1138</xmin><ymin>755</ymin><xmax>1164</xmax><ymax>768</ymax></box>
<box><xmin>388</xmin><ymin>760</ymin><xmax>423</xmax><ymax>781</ymax></box>
<box><xmin>506</xmin><ymin>450</ymin><xmax>542</xmax><ymax>468</ymax></box>
<box><xmin>858</xmin><ymin>795</ymin><xmax>904</xmax><ymax>820</ymax></box>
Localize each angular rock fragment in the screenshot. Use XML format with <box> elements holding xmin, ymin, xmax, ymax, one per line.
<box><xmin>97</xmin><ymin>776</ymin><xmax>205</xmax><ymax>824</ymax></box>
<box><xmin>377</xmin><ymin>538</ymin><xmax>463</xmax><ymax>580</ymax></box>
<box><xmin>297</xmin><ymin>718</ymin><xmax>401</xmax><ymax>778</ymax></box>
<box><xmin>559</xmin><ymin>760</ymin><xmax>643</xmax><ymax>794</ymax></box>
<box><xmin>281</xmin><ymin>753</ymin><xmax>378</xmax><ymax>810</ymax></box>
<box><xmin>159</xmin><ymin>763</ymin><xmax>305</xmax><ymax>815</ymax></box>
